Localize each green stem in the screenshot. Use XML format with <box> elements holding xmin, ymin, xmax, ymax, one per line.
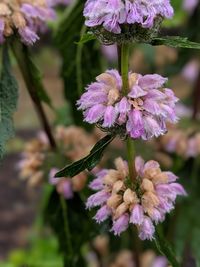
<box><xmin>126</xmin><ymin>137</ymin><xmax>136</xmax><ymax>182</ymax></box>
<box><xmin>120</xmin><ymin>43</ymin><xmax>136</xmax><ymax>182</ymax></box>
<box><xmin>60</xmin><ymin>196</ymin><xmax>73</xmax><ymax>265</ymax></box>
<box><xmin>11</xmin><ymin>40</ymin><xmax>57</xmax><ymax>150</ymax></box>
<box><xmin>155</xmin><ymin>228</ymin><xmax>180</xmax><ymax>267</ymax></box>
<box><xmin>121</xmin><ymin>43</ymin><xmax>129</xmax><ymax>95</ymax></box>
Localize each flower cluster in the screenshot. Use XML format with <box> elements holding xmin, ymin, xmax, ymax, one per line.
<box><xmin>0</xmin><ymin>0</ymin><xmax>67</xmax><ymax>45</ymax></box>
<box><xmin>18</xmin><ymin>126</ymin><xmax>95</xmax><ymax>195</ymax></box>
<box><xmin>49</xmin><ymin>168</ymin><xmax>87</xmax><ymax>200</ymax></box>
<box><xmin>78</xmin><ymin>70</ymin><xmax>178</xmax><ymax>140</ymax></box>
<box><xmin>91</xmin><ymin>235</ymin><xmax>168</xmax><ymax>267</ymax></box>
<box><xmin>84</xmin><ymin>0</ymin><xmax>174</xmax><ymax>35</ymax></box>
<box><xmin>87</xmin><ymin>156</ymin><xmax>186</xmax><ymax>240</ymax></box>
<box><xmin>159</xmin><ymin>127</ymin><xmax>200</xmax><ymax>159</ymax></box>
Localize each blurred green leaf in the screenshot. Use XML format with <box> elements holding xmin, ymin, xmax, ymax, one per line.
<box><xmin>155</xmin><ymin>228</ymin><xmax>180</xmax><ymax>267</ymax></box>
<box><xmin>0</xmin><ymin>45</ymin><xmax>18</xmax><ymax>159</ymax></box>
<box><xmin>55</xmin><ymin>134</ymin><xmax>115</xmax><ymax>178</ymax></box>
<box><xmin>151</xmin><ymin>36</ymin><xmax>200</xmax><ymax>49</ymax></box>
<box><xmin>76</xmin><ymin>32</ymin><xmax>96</xmax><ymax>44</ymax></box>
<box><xmin>44</xmin><ymin>190</ymin><xmax>97</xmax><ymax>266</ymax></box>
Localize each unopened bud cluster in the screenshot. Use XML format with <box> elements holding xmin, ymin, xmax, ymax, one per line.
<box><xmin>87</xmin><ymin>156</ymin><xmax>186</xmax><ymax>240</ymax></box>
<box><xmin>18</xmin><ymin>126</ymin><xmax>95</xmax><ymax>197</ymax></box>
<box><xmin>0</xmin><ymin>0</ymin><xmax>67</xmax><ymax>45</ymax></box>
<box><xmin>78</xmin><ymin>70</ymin><xmax>178</xmax><ymax>140</ymax></box>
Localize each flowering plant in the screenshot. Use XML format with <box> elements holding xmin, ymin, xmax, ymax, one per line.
<box><xmin>1</xmin><ymin>0</ymin><xmax>200</xmax><ymax>266</ymax></box>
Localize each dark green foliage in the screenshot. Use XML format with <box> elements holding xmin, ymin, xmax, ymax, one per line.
<box><xmin>11</xmin><ymin>41</ymin><xmax>53</xmax><ymax>109</ymax></box>
<box><xmin>54</xmin><ymin>0</ymin><xmax>102</xmax><ymax>126</ymax></box>
<box><xmin>56</xmin><ymin>134</ymin><xmax>115</xmax><ymax>177</ymax></box>
<box><xmin>0</xmin><ymin>46</ymin><xmax>18</xmax><ymax>159</ymax></box>
<box><xmin>155</xmin><ymin>228</ymin><xmax>180</xmax><ymax>267</ymax></box>
<box><xmin>44</xmin><ymin>189</ymin><xmax>97</xmax><ymax>266</ymax></box>
<box><xmin>151</xmin><ymin>36</ymin><xmax>200</xmax><ymax>49</ymax></box>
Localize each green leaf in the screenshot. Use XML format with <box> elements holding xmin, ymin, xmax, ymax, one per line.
<box><xmin>55</xmin><ymin>134</ymin><xmax>115</xmax><ymax>177</ymax></box>
<box><xmin>11</xmin><ymin>41</ymin><xmax>53</xmax><ymax>109</ymax></box>
<box><xmin>76</xmin><ymin>32</ymin><xmax>96</xmax><ymax>44</ymax></box>
<box><xmin>0</xmin><ymin>45</ymin><xmax>18</xmax><ymax>159</ymax></box>
<box><xmin>155</xmin><ymin>228</ymin><xmax>180</xmax><ymax>267</ymax></box>
<box><xmin>25</xmin><ymin>51</ymin><xmax>53</xmax><ymax>108</ymax></box>
<box><xmin>151</xmin><ymin>36</ymin><xmax>200</xmax><ymax>49</ymax></box>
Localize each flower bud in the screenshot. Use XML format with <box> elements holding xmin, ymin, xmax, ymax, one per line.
<box><xmin>103</xmin><ymin>170</ymin><xmax>120</xmax><ymax>186</ymax></box>
<box><xmin>0</xmin><ymin>3</ymin><xmax>11</xmax><ymax>16</ymax></box>
<box><xmin>112</xmin><ymin>180</ymin><xmax>125</xmax><ymax>193</ymax></box>
<box><xmin>141</xmin><ymin>178</ymin><xmax>154</xmax><ymax>192</ymax></box>
<box><xmin>72</xmin><ymin>173</ymin><xmax>87</xmax><ymax>192</ymax></box>
<box><xmin>12</xmin><ymin>12</ymin><xmax>26</xmax><ymax>29</ymax></box>
<box><xmin>28</xmin><ymin>171</ymin><xmax>44</xmax><ymax>187</ymax></box>
<box><xmin>107</xmin><ymin>194</ymin><xmax>122</xmax><ymax>209</ymax></box>
<box><xmin>114</xmin><ymin>202</ymin><xmax>129</xmax><ymax>219</ymax></box>
<box><xmin>123</xmin><ymin>188</ymin><xmax>138</xmax><ymax>204</ymax></box>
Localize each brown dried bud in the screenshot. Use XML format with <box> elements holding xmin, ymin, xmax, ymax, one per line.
<box><xmin>114</xmin><ymin>157</ymin><xmax>128</xmax><ymax>178</ymax></box>
<box><xmin>123</xmin><ymin>188</ymin><xmax>138</xmax><ymax>204</ymax></box>
<box><xmin>4</xmin><ymin>20</ymin><xmax>13</xmax><ymax>37</ymax></box>
<box><xmin>142</xmin><ymin>192</ymin><xmax>159</xmax><ymax>211</ymax></box>
<box><xmin>129</xmin><ymin>73</ymin><xmax>138</xmax><ymax>88</ymax></box>
<box><xmin>152</xmin><ymin>172</ymin><xmax>168</xmax><ymax>184</ymax></box>
<box><xmin>141</xmin><ymin>178</ymin><xmax>154</xmax><ymax>192</ymax></box>
<box><xmin>112</xmin><ymin>180</ymin><xmax>125</xmax><ymax>193</ymax></box>
<box><xmin>12</xmin><ymin>12</ymin><xmax>26</xmax><ymax>29</ymax></box>
<box><xmin>114</xmin><ymin>202</ymin><xmax>129</xmax><ymax>219</ymax></box>
<box><xmin>93</xmin><ymin>235</ymin><xmax>109</xmax><ymax>256</ymax></box>
<box><xmin>107</xmin><ymin>88</ymin><xmax>120</xmax><ymax>105</ymax></box>
<box><xmin>144</xmin><ymin>167</ymin><xmax>161</xmax><ymax>180</ymax></box>
<box><xmin>103</xmin><ymin>170</ymin><xmax>121</xmax><ymax>186</ymax></box>
<box><xmin>0</xmin><ymin>3</ymin><xmax>11</xmax><ymax>16</ymax></box>
<box><xmin>107</xmin><ymin>194</ymin><xmax>122</xmax><ymax>209</ymax></box>
<box><xmin>72</xmin><ymin>173</ymin><xmax>87</xmax><ymax>192</ymax></box>
<box><xmin>96</xmin><ymin>73</ymin><xmax>117</xmax><ymax>88</ymax></box>
<box><xmin>28</xmin><ymin>171</ymin><xmax>44</xmax><ymax>187</ymax></box>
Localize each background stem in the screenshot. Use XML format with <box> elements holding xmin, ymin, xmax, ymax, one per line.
<box><xmin>60</xmin><ymin>196</ymin><xmax>73</xmax><ymax>265</ymax></box>
<box><xmin>11</xmin><ymin>41</ymin><xmax>57</xmax><ymax>150</ymax></box>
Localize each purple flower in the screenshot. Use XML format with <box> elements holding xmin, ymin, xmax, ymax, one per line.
<box><xmin>78</xmin><ymin>70</ymin><xmax>179</xmax><ymax>141</ymax></box>
<box><xmin>111</xmin><ymin>213</ymin><xmax>129</xmax><ymax>235</ymax></box>
<box><xmin>86</xmin><ymin>190</ymin><xmax>110</xmax><ymax>209</ymax></box>
<box><xmin>84</xmin><ymin>0</ymin><xmax>174</xmax><ymax>34</ymax></box>
<box><xmin>152</xmin><ymin>256</ymin><xmax>168</xmax><ymax>267</ymax></box>
<box><xmin>139</xmin><ymin>217</ymin><xmax>155</xmax><ymax>240</ymax></box>
<box><xmin>0</xmin><ymin>19</ymin><xmax>5</xmax><ymax>44</ymax></box>
<box><xmin>94</xmin><ymin>205</ymin><xmax>112</xmax><ymax>223</ymax></box>
<box><xmin>18</xmin><ymin>27</ymin><xmax>39</xmax><ymax>45</ymax></box>
<box><xmin>130</xmin><ymin>204</ymin><xmax>144</xmax><ymax>225</ymax></box>
<box><xmin>62</xmin><ymin>180</ymin><xmax>74</xmax><ymax>199</ymax></box>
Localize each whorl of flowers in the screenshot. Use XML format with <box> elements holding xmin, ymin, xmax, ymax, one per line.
<box><xmin>86</xmin><ymin>157</ymin><xmax>186</xmax><ymax>240</ymax></box>
<box><xmin>78</xmin><ymin>70</ymin><xmax>179</xmax><ymax>141</ymax></box>
<box><xmin>0</xmin><ymin>0</ymin><xmax>68</xmax><ymax>45</ymax></box>
<box><xmin>83</xmin><ymin>0</ymin><xmax>173</xmax><ymax>43</ymax></box>
<box><xmin>18</xmin><ymin>126</ymin><xmax>95</xmax><ymax>194</ymax></box>
<box><xmin>159</xmin><ymin>127</ymin><xmax>200</xmax><ymax>159</ymax></box>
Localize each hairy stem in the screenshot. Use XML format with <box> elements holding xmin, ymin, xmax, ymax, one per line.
<box><xmin>11</xmin><ymin>41</ymin><xmax>57</xmax><ymax>150</ymax></box>
<box><xmin>120</xmin><ymin>43</ymin><xmax>136</xmax><ymax>182</ymax></box>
